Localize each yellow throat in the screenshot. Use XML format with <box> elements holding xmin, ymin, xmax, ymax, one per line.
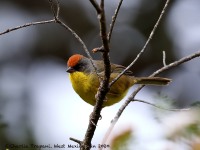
<box><xmin>69</xmin><ymin>71</ymin><xmax>130</xmax><ymax>107</ymax></box>
<box><xmin>69</xmin><ymin>72</ymin><xmax>99</xmax><ymax>106</ymax></box>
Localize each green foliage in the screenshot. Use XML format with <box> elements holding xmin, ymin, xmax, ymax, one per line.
<box><xmin>110</xmin><ymin>128</ymin><xmax>133</xmax><ymax>150</ymax></box>
<box><xmin>186</xmin><ymin>123</ymin><xmax>200</xmax><ymax>136</ymax></box>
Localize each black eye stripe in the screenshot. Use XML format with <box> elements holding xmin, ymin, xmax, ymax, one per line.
<box><xmin>73</xmin><ymin>63</ymin><xmax>85</xmax><ymax>71</ymax></box>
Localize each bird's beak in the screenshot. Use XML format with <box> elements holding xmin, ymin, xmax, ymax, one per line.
<box><xmin>66</xmin><ymin>67</ymin><xmax>75</xmax><ymax>73</ymax></box>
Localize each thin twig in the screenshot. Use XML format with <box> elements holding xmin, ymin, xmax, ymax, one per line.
<box><xmin>55</xmin><ymin>0</ymin><xmax>60</xmax><ymax>18</ymax></box>
<box><xmin>50</xmin><ymin>0</ymin><xmax>91</xmax><ymax>59</ymax></box>
<box><xmin>102</xmin><ymin>0</ymin><xmax>171</xmax><ymax>145</ymax></box>
<box><xmin>101</xmin><ymin>85</ymin><xmax>143</xmax><ymax>146</ymax></box>
<box><xmin>109</xmin><ymin>0</ymin><xmax>170</xmax><ymax>87</ymax></box>
<box><xmin>102</xmin><ymin>50</ymin><xmax>200</xmax><ymax>145</ymax></box>
<box><xmin>89</xmin><ymin>0</ymin><xmax>101</xmax><ymax>14</ymax></box>
<box><xmin>56</xmin><ymin>19</ymin><xmax>100</xmax><ymax>79</ymax></box>
<box><xmin>133</xmin><ymin>99</ymin><xmax>190</xmax><ymax>111</ymax></box>
<box><xmin>163</xmin><ymin>51</ymin><xmax>167</xmax><ymax>66</ymax></box>
<box><xmin>49</xmin><ymin>0</ymin><xmax>101</xmax><ymax>80</ymax></box>
<box><xmin>100</xmin><ymin>93</ymin><xmax>191</xmax><ymax>149</ymax></box>
<box><xmin>0</xmin><ymin>0</ymin><xmax>100</xmax><ymax>81</ymax></box>
<box><xmin>49</xmin><ymin>0</ymin><xmax>57</xmax><ymax>18</ymax></box>
<box><xmin>151</xmin><ymin>50</ymin><xmax>200</xmax><ymax>77</ymax></box>
<box><xmin>69</xmin><ymin>137</ymin><xmax>82</xmax><ymax>145</ymax></box>
<box><xmin>1</xmin><ymin>1</ymin><xmax>102</xmax><ymax>149</ymax></box>
<box><xmin>49</xmin><ymin>0</ymin><xmax>60</xmax><ymax>18</ymax></box>
<box><xmin>0</xmin><ymin>20</ymin><xmax>55</xmax><ymax>36</ymax></box>
<box><xmin>107</xmin><ymin>0</ymin><xmax>123</xmax><ymax>43</ymax></box>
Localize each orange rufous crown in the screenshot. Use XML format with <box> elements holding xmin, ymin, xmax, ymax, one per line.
<box><xmin>67</xmin><ymin>54</ymin><xmax>83</xmax><ymax>67</ymax></box>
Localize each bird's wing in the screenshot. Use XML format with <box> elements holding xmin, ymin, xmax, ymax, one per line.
<box><xmin>111</xmin><ymin>64</ymin><xmax>133</xmax><ymax>75</ymax></box>
<box><xmin>94</xmin><ymin>60</ymin><xmax>133</xmax><ymax>76</ymax></box>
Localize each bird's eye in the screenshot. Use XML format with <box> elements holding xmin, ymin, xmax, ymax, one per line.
<box><xmin>74</xmin><ymin>64</ymin><xmax>84</xmax><ymax>71</ymax></box>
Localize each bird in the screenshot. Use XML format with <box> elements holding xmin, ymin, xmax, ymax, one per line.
<box><xmin>66</xmin><ymin>54</ymin><xmax>171</xmax><ymax>107</ymax></box>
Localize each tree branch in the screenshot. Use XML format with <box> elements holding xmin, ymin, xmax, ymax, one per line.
<box><xmin>69</xmin><ymin>137</ymin><xmax>82</xmax><ymax>145</ymax></box>
<box><xmin>48</xmin><ymin>0</ymin><xmax>60</xmax><ymax>18</ymax></box>
<box><xmin>89</xmin><ymin>0</ymin><xmax>101</xmax><ymax>14</ymax></box>
<box><xmin>0</xmin><ymin>0</ymin><xmax>100</xmax><ymax>81</ymax></box>
<box><xmin>163</xmin><ymin>50</ymin><xmax>167</xmax><ymax>66</ymax></box>
<box><xmin>80</xmin><ymin>0</ymin><xmax>111</xmax><ymax>149</ymax></box>
<box><xmin>109</xmin><ymin>0</ymin><xmax>171</xmax><ymax>87</ymax></box>
<box><xmin>107</xmin><ymin>0</ymin><xmax>123</xmax><ymax>43</ymax></box>
<box><xmin>0</xmin><ymin>1</ymin><xmax>105</xmax><ymax>148</ymax></box>
<box><xmin>48</xmin><ymin>0</ymin><xmax>101</xmax><ymax>80</ymax></box>
<box><xmin>56</xmin><ymin>19</ymin><xmax>101</xmax><ymax>79</ymax></box>
<box><xmin>133</xmin><ymin>99</ymin><xmax>190</xmax><ymax>111</ymax></box>
<box><xmin>151</xmin><ymin>50</ymin><xmax>200</xmax><ymax>77</ymax></box>
<box><xmin>102</xmin><ymin>50</ymin><xmax>200</xmax><ymax>145</ymax></box>
<box><xmin>0</xmin><ymin>20</ymin><xmax>55</xmax><ymax>36</ymax></box>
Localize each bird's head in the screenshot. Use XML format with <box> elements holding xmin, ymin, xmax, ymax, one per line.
<box><xmin>66</xmin><ymin>54</ymin><xmax>90</xmax><ymax>73</ymax></box>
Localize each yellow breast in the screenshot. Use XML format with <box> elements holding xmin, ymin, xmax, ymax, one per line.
<box><xmin>69</xmin><ymin>72</ymin><xmax>132</xmax><ymax>107</ymax></box>
<box><xmin>69</xmin><ymin>72</ymin><xmax>99</xmax><ymax>106</ymax></box>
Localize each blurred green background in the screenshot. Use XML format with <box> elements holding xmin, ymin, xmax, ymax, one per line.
<box><xmin>0</xmin><ymin>0</ymin><xmax>200</xmax><ymax>149</ymax></box>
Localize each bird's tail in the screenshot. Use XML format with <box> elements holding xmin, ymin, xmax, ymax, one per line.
<box><xmin>133</xmin><ymin>77</ymin><xmax>171</xmax><ymax>86</ymax></box>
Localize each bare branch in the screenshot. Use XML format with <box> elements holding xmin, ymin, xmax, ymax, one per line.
<box><xmin>101</xmin><ymin>84</ymin><xmax>143</xmax><ymax>146</ymax></box>
<box><xmin>107</xmin><ymin>0</ymin><xmax>123</xmax><ymax>43</ymax></box>
<box><xmin>0</xmin><ymin>0</ymin><xmax>100</xmax><ymax>81</ymax></box>
<box><xmin>133</xmin><ymin>99</ymin><xmax>190</xmax><ymax>111</ymax></box>
<box><xmin>81</xmin><ymin>0</ymin><xmax>112</xmax><ymax>149</ymax></box>
<box><xmin>0</xmin><ymin>20</ymin><xmax>55</xmax><ymax>36</ymax></box>
<box><xmin>0</xmin><ymin>0</ymin><xmax>60</xmax><ymax>36</ymax></box>
<box><xmin>69</xmin><ymin>137</ymin><xmax>82</xmax><ymax>145</ymax></box>
<box><xmin>89</xmin><ymin>0</ymin><xmax>101</xmax><ymax>14</ymax></box>
<box><xmin>99</xmin><ymin>0</ymin><xmax>111</xmax><ymax>80</ymax></box>
<box><xmin>163</xmin><ymin>51</ymin><xmax>167</xmax><ymax>66</ymax></box>
<box><xmin>0</xmin><ymin>1</ymin><xmax>102</xmax><ymax>148</ymax></box>
<box><xmin>48</xmin><ymin>1</ymin><xmax>101</xmax><ymax>80</ymax></box>
<box><xmin>151</xmin><ymin>50</ymin><xmax>200</xmax><ymax>77</ymax></box>
<box><xmin>102</xmin><ymin>50</ymin><xmax>200</xmax><ymax>144</ymax></box>
<box><xmin>56</xmin><ymin>19</ymin><xmax>100</xmax><ymax>79</ymax></box>
<box><xmin>49</xmin><ymin>1</ymin><xmax>101</xmax><ymax>81</ymax></box>
<box><xmin>109</xmin><ymin>0</ymin><xmax>171</xmax><ymax>87</ymax></box>
<box><xmin>48</xmin><ymin>0</ymin><xmax>60</xmax><ymax>18</ymax></box>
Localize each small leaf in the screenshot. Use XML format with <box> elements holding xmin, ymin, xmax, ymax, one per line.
<box><xmin>110</xmin><ymin>127</ymin><xmax>133</xmax><ymax>150</ymax></box>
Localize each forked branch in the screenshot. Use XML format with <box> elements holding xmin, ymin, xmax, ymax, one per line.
<box><xmin>109</xmin><ymin>0</ymin><xmax>171</xmax><ymax>87</ymax></box>
<box><xmin>101</xmin><ymin>50</ymin><xmax>200</xmax><ymax>145</ymax></box>
<box><xmin>80</xmin><ymin>0</ymin><xmax>111</xmax><ymax>149</ymax></box>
